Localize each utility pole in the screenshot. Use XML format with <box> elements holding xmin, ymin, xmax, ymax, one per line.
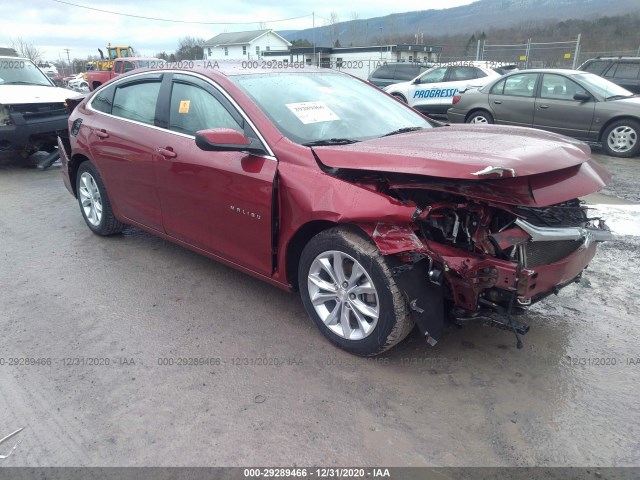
<box><xmin>64</xmin><ymin>48</ymin><xmax>73</xmax><ymax>74</ymax></box>
<box><xmin>312</xmin><ymin>11</ymin><xmax>315</xmax><ymax>67</ymax></box>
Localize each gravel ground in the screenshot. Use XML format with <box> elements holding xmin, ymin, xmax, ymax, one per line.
<box><xmin>0</xmin><ymin>152</ymin><xmax>638</xmax><ymax>468</ymax></box>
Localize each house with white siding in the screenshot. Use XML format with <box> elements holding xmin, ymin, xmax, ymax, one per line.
<box><xmin>202</xmin><ymin>29</ymin><xmax>291</xmax><ymax>61</ymax></box>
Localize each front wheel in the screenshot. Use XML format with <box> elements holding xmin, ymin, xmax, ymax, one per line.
<box><xmin>466</xmin><ymin>110</ymin><xmax>494</xmax><ymax>124</ymax></box>
<box><xmin>298</xmin><ymin>227</ymin><xmax>414</xmax><ymax>356</ymax></box>
<box><xmin>602</xmin><ymin>119</ymin><xmax>640</xmax><ymax>157</ymax></box>
<box><xmin>76</xmin><ymin>161</ymin><xmax>125</xmax><ymax>236</ymax></box>
<box><xmin>391</xmin><ymin>93</ymin><xmax>407</xmax><ymax>103</ymax></box>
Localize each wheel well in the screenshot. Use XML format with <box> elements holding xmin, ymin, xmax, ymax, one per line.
<box><xmin>391</xmin><ymin>92</ymin><xmax>407</xmax><ymax>103</ymax></box>
<box><xmin>92</xmin><ymin>81</ymin><xmax>102</xmax><ymax>90</ymax></box>
<box><xmin>285</xmin><ymin>220</ymin><xmax>337</xmax><ymax>291</ymax></box>
<box><xmin>68</xmin><ymin>154</ymin><xmax>91</xmax><ymax>197</ymax></box>
<box><xmin>465</xmin><ymin>108</ymin><xmax>491</xmax><ymax>121</ymax></box>
<box><xmin>598</xmin><ymin>116</ymin><xmax>640</xmax><ymax>142</ymax></box>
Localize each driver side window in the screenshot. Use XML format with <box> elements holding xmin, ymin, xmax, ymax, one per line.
<box><xmin>169</xmin><ymin>82</ymin><xmax>242</xmax><ymax>136</ymax></box>
<box><xmin>417</xmin><ymin>67</ymin><xmax>447</xmax><ymax>84</ymax></box>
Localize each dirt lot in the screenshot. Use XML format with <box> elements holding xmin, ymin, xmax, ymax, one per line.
<box><xmin>0</xmin><ymin>152</ymin><xmax>638</xmax><ymax>468</ymax></box>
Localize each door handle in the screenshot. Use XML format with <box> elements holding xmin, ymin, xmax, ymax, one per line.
<box><xmin>95</xmin><ymin>129</ymin><xmax>109</xmax><ymax>139</ymax></box>
<box><xmin>493</xmin><ymin>100</ymin><xmax>502</xmax><ymax>104</ymax></box>
<box><xmin>539</xmin><ymin>104</ymin><xmax>549</xmax><ymax>109</ymax></box>
<box><xmin>157</xmin><ymin>147</ymin><xmax>177</xmax><ymax>158</ymax></box>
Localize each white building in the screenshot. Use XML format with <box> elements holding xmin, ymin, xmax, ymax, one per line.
<box><xmin>263</xmin><ymin>44</ymin><xmax>442</xmax><ymax>79</ymax></box>
<box><xmin>202</xmin><ymin>29</ymin><xmax>291</xmax><ymax>61</ymax></box>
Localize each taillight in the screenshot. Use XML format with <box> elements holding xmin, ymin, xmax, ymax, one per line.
<box><xmin>452</xmin><ymin>95</ymin><xmax>462</xmax><ymax>105</ymax></box>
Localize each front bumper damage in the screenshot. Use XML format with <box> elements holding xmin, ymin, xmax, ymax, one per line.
<box><xmin>0</xmin><ymin>103</ymin><xmax>68</xmax><ymax>162</ymax></box>
<box><xmin>364</xmin><ymin>220</ymin><xmax>614</xmax><ymax>344</ymax></box>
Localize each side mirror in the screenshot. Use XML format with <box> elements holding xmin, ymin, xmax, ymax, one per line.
<box><xmin>412</xmin><ymin>78</ymin><xmax>421</xmax><ymax>85</ymax></box>
<box><xmin>574</xmin><ymin>93</ymin><xmax>591</xmax><ymax>102</ymax></box>
<box><xmin>195</xmin><ymin>128</ymin><xmax>266</xmax><ymax>155</ymax></box>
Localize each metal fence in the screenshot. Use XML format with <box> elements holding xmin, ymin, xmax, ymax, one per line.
<box><xmin>478</xmin><ymin>36</ymin><xmax>582</xmax><ymax>68</ymax></box>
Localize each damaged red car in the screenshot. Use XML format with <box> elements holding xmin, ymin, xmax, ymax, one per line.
<box><xmin>58</xmin><ymin>64</ymin><xmax>613</xmax><ymax>356</ymax></box>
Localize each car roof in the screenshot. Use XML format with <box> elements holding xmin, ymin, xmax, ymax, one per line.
<box><xmin>501</xmin><ymin>68</ymin><xmax>584</xmax><ymax>75</ymax></box>
<box><xmin>158</xmin><ymin>60</ymin><xmax>337</xmax><ymax>77</ymax></box>
<box><xmin>0</xmin><ymin>55</ymin><xmax>32</xmax><ymax>62</ymax></box>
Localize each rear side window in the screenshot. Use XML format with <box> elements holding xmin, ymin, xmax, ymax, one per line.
<box><xmin>395</xmin><ymin>66</ymin><xmax>421</xmax><ymax>81</ymax></box>
<box><xmin>582</xmin><ymin>60</ymin><xmax>610</xmax><ymax>75</ymax></box>
<box><xmin>500</xmin><ymin>73</ymin><xmax>538</xmax><ymax>97</ymax></box>
<box><xmin>372</xmin><ymin>65</ymin><xmax>395</xmax><ymax>80</ymax></box>
<box><xmin>91</xmin><ymin>84</ymin><xmax>116</xmax><ymax>114</ymax></box>
<box><xmin>112</xmin><ymin>81</ymin><xmax>161</xmax><ymax>125</ymax></box>
<box><xmin>448</xmin><ymin>67</ymin><xmax>478</xmax><ymax>81</ymax></box>
<box><xmin>611</xmin><ymin>63</ymin><xmax>640</xmax><ymax>79</ymax></box>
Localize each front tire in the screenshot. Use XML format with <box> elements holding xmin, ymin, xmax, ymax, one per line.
<box><xmin>76</xmin><ymin>161</ymin><xmax>125</xmax><ymax>236</ymax></box>
<box><xmin>391</xmin><ymin>93</ymin><xmax>407</xmax><ymax>103</ymax></box>
<box><xmin>602</xmin><ymin>119</ymin><xmax>640</xmax><ymax>157</ymax></box>
<box><xmin>466</xmin><ymin>110</ymin><xmax>494</xmax><ymax>124</ymax></box>
<box><xmin>298</xmin><ymin>227</ymin><xmax>414</xmax><ymax>356</ymax></box>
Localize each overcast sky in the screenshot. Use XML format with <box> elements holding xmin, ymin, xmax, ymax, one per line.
<box><xmin>1</xmin><ymin>0</ymin><xmax>477</xmax><ymax>62</ymax></box>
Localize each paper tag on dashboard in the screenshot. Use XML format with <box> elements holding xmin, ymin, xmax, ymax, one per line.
<box><xmin>285</xmin><ymin>102</ymin><xmax>340</xmax><ymax>124</ymax></box>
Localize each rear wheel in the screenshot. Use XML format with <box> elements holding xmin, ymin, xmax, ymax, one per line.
<box><xmin>466</xmin><ymin>110</ymin><xmax>494</xmax><ymax>124</ymax></box>
<box><xmin>298</xmin><ymin>227</ymin><xmax>414</xmax><ymax>356</ymax></box>
<box><xmin>602</xmin><ymin>119</ymin><xmax>640</xmax><ymax>157</ymax></box>
<box><xmin>76</xmin><ymin>161</ymin><xmax>125</xmax><ymax>236</ymax></box>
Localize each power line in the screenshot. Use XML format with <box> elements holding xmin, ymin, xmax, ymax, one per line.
<box><xmin>49</xmin><ymin>0</ymin><xmax>313</xmax><ymax>25</ymax></box>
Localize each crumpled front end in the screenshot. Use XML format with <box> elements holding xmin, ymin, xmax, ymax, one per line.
<box><xmin>361</xmin><ymin>192</ymin><xmax>613</xmax><ymax>343</ymax></box>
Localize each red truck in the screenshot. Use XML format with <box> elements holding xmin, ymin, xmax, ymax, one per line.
<box><xmin>87</xmin><ymin>57</ymin><xmax>163</xmax><ymax>91</ymax></box>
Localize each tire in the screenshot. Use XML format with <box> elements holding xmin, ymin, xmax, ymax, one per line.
<box><xmin>391</xmin><ymin>93</ymin><xmax>407</xmax><ymax>103</ymax></box>
<box><xmin>298</xmin><ymin>227</ymin><xmax>414</xmax><ymax>356</ymax></box>
<box><xmin>76</xmin><ymin>161</ymin><xmax>125</xmax><ymax>236</ymax></box>
<box><xmin>466</xmin><ymin>110</ymin><xmax>494</xmax><ymax>124</ymax></box>
<box><xmin>80</xmin><ymin>82</ymin><xmax>88</xmax><ymax>89</ymax></box>
<box><xmin>602</xmin><ymin>119</ymin><xmax>640</xmax><ymax>158</ymax></box>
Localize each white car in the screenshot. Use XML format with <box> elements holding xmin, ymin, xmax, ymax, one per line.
<box><xmin>384</xmin><ymin>61</ymin><xmax>517</xmax><ymax>116</ymax></box>
<box><xmin>66</xmin><ymin>73</ymin><xmax>89</xmax><ymax>90</ymax></box>
<box><xmin>0</xmin><ymin>55</ymin><xmax>72</xmax><ymax>164</ymax></box>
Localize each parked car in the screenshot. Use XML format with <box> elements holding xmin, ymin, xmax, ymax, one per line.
<box><xmin>384</xmin><ymin>61</ymin><xmax>517</xmax><ymax>115</ymax></box>
<box><xmin>59</xmin><ymin>64</ymin><xmax>612</xmax><ymax>356</ymax></box>
<box><xmin>447</xmin><ymin>69</ymin><xmax>640</xmax><ymax>158</ymax></box>
<box><xmin>578</xmin><ymin>57</ymin><xmax>640</xmax><ymax>94</ymax></box>
<box><xmin>45</xmin><ymin>71</ymin><xmax>64</xmax><ymax>87</ymax></box>
<box><xmin>0</xmin><ymin>55</ymin><xmax>71</xmax><ymax>164</ymax></box>
<box><xmin>87</xmin><ymin>57</ymin><xmax>163</xmax><ymax>91</ymax></box>
<box><xmin>65</xmin><ymin>73</ymin><xmax>89</xmax><ymax>90</ymax></box>
<box><xmin>367</xmin><ymin>62</ymin><xmax>433</xmax><ymax>88</ymax></box>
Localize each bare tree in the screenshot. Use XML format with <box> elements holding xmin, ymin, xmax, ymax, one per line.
<box><xmin>349</xmin><ymin>12</ymin><xmax>361</xmax><ymax>46</ymax></box>
<box><xmin>176</xmin><ymin>36</ymin><xmax>205</xmax><ymax>60</ymax></box>
<box><xmin>327</xmin><ymin>12</ymin><xmax>340</xmax><ymax>47</ymax></box>
<box><xmin>10</xmin><ymin>37</ymin><xmax>44</xmax><ymax>62</ymax></box>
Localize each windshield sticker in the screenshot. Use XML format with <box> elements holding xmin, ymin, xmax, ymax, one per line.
<box><xmin>178</xmin><ymin>100</ymin><xmax>190</xmax><ymax>114</ymax></box>
<box><xmin>285</xmin><ymin>102</ymin><xmax>340</xmax><ymax>124</ymax></box>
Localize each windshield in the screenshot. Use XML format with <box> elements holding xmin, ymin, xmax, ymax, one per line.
<box><xmin>0</xmin><ymin>59</ymin><xmax>52</xmax><ymax>86</ymax></box>
<box><xmin>231</xmin><ymin>72</ymin><xmax>432</xmax><ymax>145</ymax></box>
<box><xmin>573</xmin><ymin>72</ymin><xmax>633</xmax><ymax>99</ymax></box>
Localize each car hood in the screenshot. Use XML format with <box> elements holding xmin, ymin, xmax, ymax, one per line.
<box><xmin>0</xmin><ymin>85</ymin><xmax>73</xmax><ymax>104</ymax></box>
<box><xmin>313</xmin><ymin>125</ymin><xmax>592</xmax><ymax>180</ymax></box>
<box><xmin>605</xmin><ymin>96</ymin><xmax>640</xmax><ymax>107</ymax></box>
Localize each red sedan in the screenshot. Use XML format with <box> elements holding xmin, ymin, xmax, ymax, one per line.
<box><xmin>58</xmin><ymin>63</ymin><xmax>613</xmax><ymax>355</ymax></box>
